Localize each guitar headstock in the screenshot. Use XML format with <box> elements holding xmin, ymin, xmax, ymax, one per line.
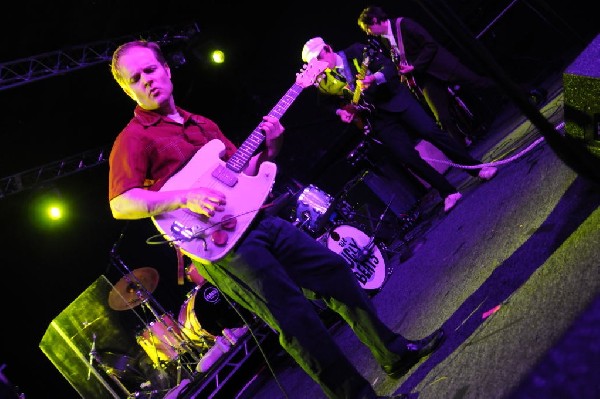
<box><xmin>297</xmin><ymin>58</ymin><xmax>329</xmax><ymax>88</ymax></box>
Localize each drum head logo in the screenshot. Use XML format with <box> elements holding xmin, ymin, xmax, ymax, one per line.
<box><xmin>326</xmin><ymin>224</ymin><xmax>386</xmax><ymax>290</ymax></box>
<box><xmin>203</xmin><ymin>286</ymin><xmax>221</xmax><ymax>304</ymax></box>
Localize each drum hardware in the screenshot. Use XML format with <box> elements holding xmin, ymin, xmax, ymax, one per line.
<box><xmin>108</xmin><ymin>255</ymin><xmax>202</xmax><ymax>381</ymax></box>
<box><xmin>347</xmin><ymin>140</ymin><xmax>370</xmax><ymax>167</ymax></box>
<box><xmin>291</xmin><ymin>168</ymin><xmax>374</xmax><ymax>236</ymax></box>
<box><xmin>95</xmin><ymin>351</ymin><xmax>141</xmax><ymax>379</ymax></box>
<box><xmin>311</xmin><ymin>169</ymin><xmax>372</xmax><ymax>234</ymax></box>
<box><xmin>361</xmin><ymin>194</ymin><xmax>394</xmax><ymax>257</ymax></box>
<box><xmin>108</xmin><ymin>266</ymin><xmax>197</xmax><ymax>365</ymax></box>
<box><xmin>323</xmin><ymin>224</ymin><xmax>388</xmax><ymax>291</ymax></box>
<box><xmin>86</xmin><ymin>346</ymin><xmax>135</xmax><ymax>398</ymax></box>
<box><xmin>108</xmin><ymin>244</ymin><xmax>164</xmax><ymax>315</ymax></box>
<box><xmin>320</xmin><ymin>185</ymin><xmax>397</xmax><ymax>292</ymax></box>
<box><xmin>372</xmin><ymin>191</ymin><xmax>392</xmax><ymax>226</ymax></box>
<box><xmin>291</xmin><ymin>168</ymin><xmax>379</xmax><ymax>236</ymax></box>
<box><xmin>87</xmin><ymin>333</ymin><xmax>97</xmax><ymax>380</ymax></box>
<box><xmin>135</xmin><ymin>304</ymin><xmax>203</xmax><ymax>374</ymax></box>
<box><xmin>178</xmin><ymin>283</ymin><xmax>251</xmax><ymax>342</ymax></box>
<box><xmin>263</xmin><ymin>179</ymin><xmax>304</xmax><ymax>218</ymax></box>
<box><xmin>293</xmin><ymin>209</ymin><xmax>313</xmax><ymax>231</ymax></box>
<box><xmin>346</xmin><ymin>134</ymin><xmax>384</xmax><ymax>168</ymax></box>
<box><xmin>335</xmin><ymin>199</ymin><xmax>356</xmax><ymax>221</ymax></box>
<box><xmin>356</xmin><ymin>238</ymin><xmax>376</xmax><ymax>264</ymax></box>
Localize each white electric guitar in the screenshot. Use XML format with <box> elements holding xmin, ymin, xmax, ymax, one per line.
<box><xmin>151</xmin><ymin>58</ymin><xmax>328</xmax><ymax>264</ymax></box>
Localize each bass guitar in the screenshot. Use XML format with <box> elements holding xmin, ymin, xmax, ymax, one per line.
<box><xmin>151</xmin><ymin>58</ymin><xmax>328</xmax><ymax>264</ymax></box>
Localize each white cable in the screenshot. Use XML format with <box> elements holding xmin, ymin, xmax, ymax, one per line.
<box><xmin>420</xmin><ymin>120</ymin><xmax>563</xmax><ymax>170</ymax></box>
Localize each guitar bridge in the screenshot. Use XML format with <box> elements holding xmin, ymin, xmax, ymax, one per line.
<box><xmin>171</xmin><ymin>221</ymin><xmax>207</xmax><ymax>246</ymax></box>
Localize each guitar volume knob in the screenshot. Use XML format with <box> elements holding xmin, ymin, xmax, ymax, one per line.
<box><xmin>220</xmin><ymin>214</ymin><xmax>237</xmax><ymax>230</ymax></box>
<box><xmin>211</xmin><ymin>230</ymin><xmax>228</xmax><ymax>247</ymax></box>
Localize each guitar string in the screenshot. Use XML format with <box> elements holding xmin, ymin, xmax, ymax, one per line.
<box><xmin>147</xmin><ymin>203</ymin><xmax>274</xmax><ymax>246</ymax></box>
<box><xmin>148</xmin><ymin>61</ymin><xmax>327</xmax><ymax>253</ymax></box>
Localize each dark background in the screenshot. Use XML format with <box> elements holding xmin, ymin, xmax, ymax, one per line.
<box><xmin>0</xmin><ymin>1</ymin><xmax>596</xmax><ymax>397</ymax></box>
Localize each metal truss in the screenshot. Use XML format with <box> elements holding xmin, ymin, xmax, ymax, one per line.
<box><xmin>0</xmin><ymin>22</ymin><xmax>201</xmax><ymax>198</ymax></box>
<box><xmin>0</xmin><ymin>146</ymin><xmax>110</xmax><ymax>198</ymax></box>
<box><xmin>177</xmin><ymin>321</ymin><xmax>275</xmax><ymax>399</ymax></box>
<box><xmin>0</xmin><ymin>22</ymin><xmax>200</xmax><ymax>91</ymax></box>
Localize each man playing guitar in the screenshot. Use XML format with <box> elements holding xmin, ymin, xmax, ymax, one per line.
<box><xmin>358</xmin><ymin>6</ymin><xmax>500</xmax><ymax>148</ymax></box>
<box><xmin>302</xmin><ymin>36</ymin><xmax>497</xmax><ymax>213</ymax></box>
<box><xmin>108</xmin><ymin>39</ymin><xmax>444</xmax><ymax>399</ymax></box>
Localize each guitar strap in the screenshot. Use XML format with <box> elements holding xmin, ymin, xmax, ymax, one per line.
<box><xmin>393</xmin><ymin>17</ymin><xmax>424</xmax><ymax>99</ymax></box>
<box><xmin>394</xmin><ymin>17</ymin><xmax>407</xmax><ymax>64</ymax></box>
<box><xmin>338</xmin><ymin>50</ymin><xmax>355</xmax><ymax>91</ymax></box>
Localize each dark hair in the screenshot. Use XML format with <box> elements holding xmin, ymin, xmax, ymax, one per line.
<box><xmin>111</xmin><ymin>40</ymin><xmax>168</xmax><ymax>86</ymax></box>
<box><xmin>357</xmin><ymin>6</ymin><xmax>389</xmax><ymax>32</ymax></box>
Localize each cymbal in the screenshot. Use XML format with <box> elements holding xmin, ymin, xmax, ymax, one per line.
<box><xmin>108</xmin><ymin>267</ymin><xmax>160</xmax><ymax>311</ymax></box>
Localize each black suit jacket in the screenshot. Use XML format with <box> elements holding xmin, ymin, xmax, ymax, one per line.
<box><xmin>385</xmin><ymin>17</ymin><xmax>465</xmax><ymax>81</ymax></box>
<box><xmin>317</xmin><ymin>42</ymin><xmax>416</xmax><ymax>113</ymax></box>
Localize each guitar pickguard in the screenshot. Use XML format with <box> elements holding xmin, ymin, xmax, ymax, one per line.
<box><xmin>152</xmin><ymin>140</ymin><xmax>276</xmax><ymax>264</ymax></box>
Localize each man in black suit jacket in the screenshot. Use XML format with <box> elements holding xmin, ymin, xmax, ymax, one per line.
<box><xmin>358</xmin><ymin>6</ymin><xmax>498</xmax><ymax>147</ymax></box>
<box><xmin>302</xmin><ymin>37</ymin><xmax>497</xmax><ymax>212</ymax></box>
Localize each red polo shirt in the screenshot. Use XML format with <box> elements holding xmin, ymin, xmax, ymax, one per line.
<box><xmin>108</xmin><ymin>106</ymin><xmax>238</xmax><ymax>200</ymax></box>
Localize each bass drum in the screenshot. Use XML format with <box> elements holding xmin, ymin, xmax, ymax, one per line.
<box><xmin>178</xmin><ymin>285</ymin><xmax>216</xmax><ymax>350</ymax></box>
<box><xmin>178</xmin><ymin>282</ymin><xmax>251</xmax><ymax>340</ymax></box>
<box><xmin>325</xmin><ymin>224</ymin><xmax>388</xmax><ymax>292</ymax></box>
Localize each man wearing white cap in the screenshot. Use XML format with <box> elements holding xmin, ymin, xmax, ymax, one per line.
<box><xmin>302</xmin><ymin>37</ymin><xmax>498</xmax><ymax>213</ymax></box>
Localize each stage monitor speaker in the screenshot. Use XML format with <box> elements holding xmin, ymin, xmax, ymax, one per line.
<box><xmin>563</xmin><ymin>34</ymin><xmax>600</xmax><ymax>158</ymax></box>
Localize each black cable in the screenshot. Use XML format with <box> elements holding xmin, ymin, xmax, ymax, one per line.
<box><xmin>201</xmin><ymin>262</ymin><xmax>290</xmax><ymax>399</ymax></box>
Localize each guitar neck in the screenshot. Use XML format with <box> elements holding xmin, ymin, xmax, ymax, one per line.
<box><xmin>227</xmin><ymin>83</ymin><xmax>305</xmax><ymax>173</ymax></box>
<box><xmin>352</xmin><ymin>60</ymin><xmax>369</xmax><ymax>105</ymax></box>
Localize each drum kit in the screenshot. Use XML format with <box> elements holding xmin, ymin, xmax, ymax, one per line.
<box><xmin>289</xmin><ymin>176</ymin><xmax>400</xmax><ymax>293</ymax></box>
<box><xmin>94</xmin><ymin>260</ymin><xmax>232</xmax><ymax>397</ymax></box>
<box><xmin>87</xmin><ymin>170</ymin><xmax>407</xmax><ymax>396</ymax></box>
<box><xmin>89</xmin><ymin>248</ymin><xmax>260</xmax><ymax>398</ymax></box>
<box><xmin>106</xmin><ymin>266</ymin><xmax>208</xmax><ymax>369</ymax></box>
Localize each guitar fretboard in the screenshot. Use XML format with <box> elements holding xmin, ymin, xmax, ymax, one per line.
<box><xmin>227</xmin><ymin>83</ymin><xmax>305</xmax><ymax>173</ymax></box>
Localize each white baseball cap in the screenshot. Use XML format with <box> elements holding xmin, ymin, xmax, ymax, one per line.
<box><xmin>302</xmin><ymin>37</ymin><xmax>326</xmax><ymax>63</ymax></box>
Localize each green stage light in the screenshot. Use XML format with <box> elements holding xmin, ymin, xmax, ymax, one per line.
<box><xmin>211</xmin><ymin>49</ymin><xmax>225</xmax><ymax>64</ymax></box>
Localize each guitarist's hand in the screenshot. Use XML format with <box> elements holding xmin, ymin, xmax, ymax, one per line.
<box><xmin>245</xmin><ymin>115</ymin><xmax>285</xmax><ymax>176</ymax></box>
<box><xmin>336</xmin><ymin>108</ymin><xmax>355</xmax><ymax>124</ymax></box>
<box><xmin>398</xmin><ymin>63</ymin><xmax>414</xmax><ymax>74</ymax></box>
<box><xmin>261</xmin><ymin>115</ymin><xmax>285</xmax><ymax>160</ymax></box>
<box><xmin>357</xmin><ymin>74</ymin><xmax>376</xmax><ymax>91</ymax></box>
<box><xmin>185</xmin><ymin>188</ymin><xmax>226</xmax><ymax>218</ymax></box>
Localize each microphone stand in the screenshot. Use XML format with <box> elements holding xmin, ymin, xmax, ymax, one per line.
<box><xmin>87</xmin><ymin>333</ymin><xmax>97</xmax><ymax>380</ymax></box>
<box><xmin>356</xmin><ymin>195</ymin><xmax>394</xmax><ymax>264</ymax></box>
